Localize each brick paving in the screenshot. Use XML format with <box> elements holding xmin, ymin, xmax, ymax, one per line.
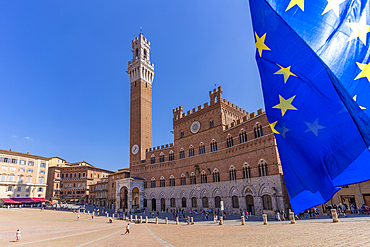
<box><xmin>1</xmin><ymin>208</ymin><xmax>370</xmax><ymax>246</ymax></box>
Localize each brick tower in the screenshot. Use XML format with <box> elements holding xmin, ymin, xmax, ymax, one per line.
<box><xmin>127</xmin><ymin>32</ymin><xmax>155</xmax><ymax>165</ymax></box>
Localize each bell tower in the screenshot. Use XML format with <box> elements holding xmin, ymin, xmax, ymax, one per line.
<box><xmin>127</xmin><ymin>31</ymin><xmax>154</xmax><ymax>165</ymax></box>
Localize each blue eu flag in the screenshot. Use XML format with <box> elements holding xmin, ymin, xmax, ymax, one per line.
<box><xmin>249</xmin><ymin>0</ymin><xmax>370</xmax><ymax>213</ymax></box>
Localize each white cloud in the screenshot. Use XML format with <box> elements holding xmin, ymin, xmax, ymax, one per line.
<box><xmin>12</xmin><ymin>135</ymin><xmax>17</xmax><ymax>138</ymax></box>
<box><xmin>24</xmin><ymin>137</ymin><xmax>33</xmax><ymax>140</ymax></box>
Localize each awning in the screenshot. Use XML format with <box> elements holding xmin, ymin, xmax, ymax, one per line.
<box><xmin>1</xmin><ymin>198</ymin><xmax>51</xmax><ymax>203</ymax></box>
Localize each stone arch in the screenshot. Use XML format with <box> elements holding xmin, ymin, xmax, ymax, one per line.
<box><xmin>169</xmin><ymin>191</ymin><xmax>176</xmax><ymax>198</ymax></box>
<box><xmin>149</xmin><ymin>192</ymin><xmax>157</xmax><ymax>199</ymax></box>
<box><xmin>160</xmin><ymin>176</ymin><xmax>165</xmax><ymax>180</ymax></box>
<box><xmin>180</xmin><ymin>190</ymin><xmax>187</xmax><ymax>198</ymax></box>
<box><xmin>201</xmin><ymin>170</ymin><xmax>206</xmax><ymax>175</ymax></box>
<box><xmin>229</xmin><ymin>186</ymin><xmax>240</xmax><ymax>197</ymax></box>
<box><xmin>189</xmin><ymin>145</ymin><xmax>193</xmax><ymax>148</ymax></box>
<box><xmin>212</xmin><ymin>188</ymin><xmax>223</xmax><ymax>198</ymax></box>
<box><xmin>189</xmin><ymin>189</ymin><xmax>198</xmax><ymax>199</ymax></box>
<box><xmin>229</xmin><ymin>165</ymin><xmax>235</xmax><ymax>170</ymax></box>
<box><xmin>243</xmin><ymin>184</ymin><xmax>257</xmax><ymax>196</ymax></box>
<box><xmin>258</xmin><ymin>159</ymin><xmax>267</xmax><ymax>165</ymax></box>
<box><xmin>151</xmin><ymin>154</ymin><xmax>155</xmax><ymax>157</ymax></box>
<box><xmin>181</xmin><ymin>173</ymin><xmax>185</xmax><ymax>177</ymax></box>
<box><xmin>151</xmin><ymin>177</ymin><xmax>155</xmax><ymax>181</ymax></box>
<box><xmin>159</xmin><ymin>191</ymin><xmax>166</xmax><ymax>199</ymax></box>
<box><xmin>169</xmin><ymin>150</ymin><xmax>174</xmax><ymax>154</ymax></box>
<box><xmin>159</xmin><ymin>152</ymin><xmax>164</xmax><ymax>156</ymax></box>
<box><xmin>190</xmin><ymin>172</ymin><xmax>195</xmax><ymax>176</ymax></box>
<box><xmin>169</xmin><ymin>175</ymin><xmax>174</xmax><ymax>179</ymax></box>
<box><xmin>213</xmin><ymin>168</ymin><xmax>219</xmax><ymax>173</ymax></box>
<box><xmin>180</xmin><ymin>147</ymin><xmax>184</xmax><ymax>151</ymax></box>
<box><xmin>200</xmin><ymin>189</ymin><xmax>210</xmax><ymax>198</ymax></box>
<box><xmin>258</xmin><ymin>183</ymin><xmax>272</xmax><ymax>197</ymax></box>
<box><xmin>243</xmin><ymin>162</ymin><xmax>250</xmax><ymax>168</ymax></box>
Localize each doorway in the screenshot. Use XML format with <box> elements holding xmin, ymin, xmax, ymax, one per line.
<box><xmin>246</xmin><ymin>195</ymin><xmax>255</xmax><ymax>215</ymax></box>
<box><xmin>161</xmin><ymin>198</ymin><xmax>165</xmax><ymax>211</ymax></box>
<box><xmin>152</xmin><ymin>198</ymin><xmax>156</xmax><ymax>211</ymax></box>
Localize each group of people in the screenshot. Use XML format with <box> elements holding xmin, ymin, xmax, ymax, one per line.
<box><xmin>324</xmin><ymin>203</ymin><xmax>348</xmax><ymax>217</ymax></box>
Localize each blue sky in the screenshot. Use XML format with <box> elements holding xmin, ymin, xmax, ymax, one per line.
<box><xmin>0</xmin><ymin>1</ymin><xmax>263</xmax><ymax>171</ymax></box>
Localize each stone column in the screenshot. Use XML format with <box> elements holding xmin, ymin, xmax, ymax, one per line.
<box><xmin>145</xmin><ymin>216</ymin><xmax>148</xmax><ymax>223</ymax></box>
<box><xmin>176</xmin><ymin>217</ymin><xmax>179</xmax><ymax>225</ymax></box>
<box><xmin>165</xmin><ymin>217</ymin><xmax>168</xmax><ymax>224</ymax></box>
<box><xmin>190</xmin><ymin>217</ymin><xmax>194</xmax><ymax>225</ymax></box>
<box><xmin>219</xmin><ymin>217</ymin><xmax>223</xmax><ymax>225</ymax></box>
<box><xmin>241</xmin><ymin>216</ymin><xmax>245</xmax><ymax>225</ymax></box>
<box><xmin>155</xmin><ymin>217</ymin><xmax>158</xmax><ymax>224</ymax></box>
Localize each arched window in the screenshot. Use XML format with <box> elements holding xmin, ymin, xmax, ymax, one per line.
<box><xmin>135</xmin><ymin>48</ymin><xmax>139</xmax><ymax>57</ymax></box>
<box><xmin>159</xmin><ymin>152</ymin><xmax>164</xmax><ymax>163</ymax></box>
<box><xmin>199</xmin><ymin>143</ymin><xmax>205</xmax><ymax>154</ymax></box>
<box><xmin>210</xmin><ymin>140</ymin><xmax>217</xmax><ymax>152</ymax></box>
<box><xmin>151</xmin><ymin>177</ymin><xmax>156</xmax><ymax>188</ymax></box>
<box><xmin>182</xmin><ymin>197</ymin><xmax>187</xmax><ymax>207</ymax></box>
<box><xmin>201</xmin><ymin>171</ymin><xmax>207</xmax><ymax>183</ymax></box>
<box><xmin>227</xmin><ymin>135</ymin><xmax>234</xmax><ymax>148</ymax></box>
<box><xmin>144</xmin><ymin>49</ymin><xmax>147</xmax><ymax>58</ymax></box>
<box><xmin>202</xmin><ymin>197</ymin><xmax>209</xmax><ymax>208</ymax></box>
<box><xmin>151</xmin><ymin>154</ymin><xmax>156</xmax><ymax>164</ymax></box>
<box><xmin>209</xmin><ymin>119</ymin><xmax>214</xmax><ymax>128</ymax></box>
<box><xmin>181</xmin><ymin>173</ymin><xmax>186</xmax><ymax>185</ymax></box>
<box><xmin>189</xmin><ymin>146</ymin><xmax>195</xmax><ymax>157</ymax></box>
<box><xmin>169</xmin><ymin>175</ymin><xmax>175</xmax><ymax>186</ymax></box>
<box><xmin>170</xmin><ymin>198</ymin><xmax>175</xmax><ymax>207</ymax></box>
<box><xmin>213</xmin><ymin>168</ymin><xmax>220</xmax><ymax>182</ymax></box>
<box><xmin>169</xmin><ymin>150</ymin><xmax>174</xmax><ymax>161</ymax></box>
<box><xmin>191</xmin><ymin>197</ymin><xmax>197</xmax><ymax>207</ymax></box>
<box><xmin>262</xmin><ymin>195</ymin><xmax>273</xmax><ymax>210</ymax></box>
<box><xmin>232</xmin><ymin>196</ymin><xmax>239</xmax><ymax>208</ymax></box>
<box><xmin>239</xmin><ymin>130</ymin><xmax>247</xmax><ymax>143</ymax></box>
<box><xmin>160</xmin><ymin>176</ymin><xmax>165</xmax><ymax>187</ymax></box>
<box><xmin>229</xmin><ymin>166</ymin><xmax>236</xmax><ymax>180</ymax></box>
<box><xmin>254</xmin><ymin>123</ymin><xmax>264</xmax><ymax>138</ymax></box>
<box><xmin>180</xmin><ymin>149</ymin><xmax>185</xmax><ymax>159</ymax></box>
<box><xmin>258</xmin><ymin>160</ymin><xmax>268</xmax><ymax>177</ymax></box>
<box><xmin>190</xmin><ymin>172</ymin><xmax>196</xmax><ymax>185</ymax></box>
<box><xmin>243</xmin><ymin>163</ymin><xmax>251</xmax><ymax>179</ymax></box>
<box><xmin>215</xmin><ymin>196</ymin><xmax>221</xmax><ymax>208</ymax></box>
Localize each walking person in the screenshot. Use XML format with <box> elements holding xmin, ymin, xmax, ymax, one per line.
<box><xmin>77</xmin><ymin>214</ymin><xmax>80</xmax><ymax>221</ymax></box>
<box><xmin>16</xmin><ymin>229</ymin><xmax>21</xmax><ymax>242</ymax></box>
<box><xmin>125</xmin><ymin>223</ymin><xmax>130</xmax><ymax>234</ymax></box>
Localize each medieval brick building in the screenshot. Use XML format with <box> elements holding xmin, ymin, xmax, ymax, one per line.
<box><xmin>114</xmin><ymin>32</ymin><xmax>290</xmax><ymax>215</ymax></box>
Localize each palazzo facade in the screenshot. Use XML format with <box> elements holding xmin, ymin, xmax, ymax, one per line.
<box><xmin>115</xmin><ymin>32</ymin><xmax>290</xmax><ymax>215</ymax></box>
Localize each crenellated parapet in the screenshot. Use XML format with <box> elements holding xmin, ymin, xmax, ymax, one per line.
<box><xmin>223</xmin><ymin>108</ymin><xmax>264</xmax><ymax>130</ymax></box>
<box><xmin>209</xmin><ymin>86</ymin><xmax>223</xmax><ymax>104</ymax></box>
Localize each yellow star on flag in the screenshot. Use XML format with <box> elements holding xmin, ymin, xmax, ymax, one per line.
<box><xmin>269</xmin><ymin>121</ymin><xmax>280</xmax><ymax>134</ymax></box>
<box><xmin>286</xmin><ymin>0</ymin><xmax>304</xmax><ymax>12</ymax></box>
<box><xmin>346</xmin><ymin>11</ymin><xmax>370</xmax><ymax>45</ymax></box>
<box><xmin>353</xmin><ymin>95</ymin><xmax>366</xmax><ymax>109</ymax></box>
<box><xmin>274</xmin><ymin>64</ymin><xmax>297</xmax><ymax>83</ymax></box>
<box><xmin>354</xmin><ymin>62</ymin><xmax>370</xmax><ymax>82</ymax></box>
<box><xmin>322</xmin><ymin>0</ymin><xmax>346</xmax><ymax>17</ymax></box>
<box><xmin>273</xmin><ymin>95</ymin><xmax>298</xmax><ymax>116</ymax></box>
<box><xmin>255</xmin><ymin>32</ymin><xmax>271</xmax><ymax>57</ymax></box>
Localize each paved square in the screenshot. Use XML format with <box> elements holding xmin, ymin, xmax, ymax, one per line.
<box><xmin>1</xmin><ymin>208</ymin><xmax>370</xmax><ymax>246</ymax></box>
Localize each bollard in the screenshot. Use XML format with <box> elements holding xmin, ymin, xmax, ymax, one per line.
<box><xmin>106</xmin><ymin>213</ymin><xmax>108</xmax><ymax>217</ymax></box>
<box><xmin>176</xmin><ymin>217</ymin><xmax>179</xmax><ymax>225</ymax></box>
<box><xmin>155</xmin><ymin>217</ymin><xmax>158</xmax><ymax>224</ymax></box>
<box><xmin>130</xmin><ymin>215</ymin><xmax>133</xmax><ymax>222</ymax></box>
<box><xmin>113</xmin><ymin>214</ymin><xmax>115</xmax><ymax>219</ymax></box>
<box><xmin>145</xmin><ymin>216</ymin><xmax>148</xmax><ymax>223</ymax></box>
<box><xmin>219</xmin><ymin>217</ymin><xmax>223</xmax><ymax>225</ymax></box>
<box><xmin>140</xmin><ymin>216</ymin><xmax>143</xmax><ymax>223</ymax></box>
<box><xmin>290</xmin><ymin>212</ymin><xmax>296</xmax><ymax>224</ymax></box>
<box><xmin>263</xmin><ymin>214</ymin><xmax>268</xmax><ymax>225</ymax></box>
<box><xmin>241</xmin><ymin>216</ymin><xmax>245</xmax><ymax>225</ymax></box>
<box><xmin>190</xmin><ymin>217</ymin><xmax>194</xmax><ymax>225</ymax></box>
<box><xmin>165</xmin><ymin>217</ymin><xmax>168</xmax><ymax>224</ymax></box>
<box><xmin>135</xmin><ymin>215</ymin><xmax>138</xmax><ymax>222</ymax></box>
<box><xmin>331</xmin><ymin>209</ymin><xmax>339</xmax><ymax>223</ymax></box>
